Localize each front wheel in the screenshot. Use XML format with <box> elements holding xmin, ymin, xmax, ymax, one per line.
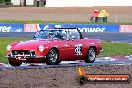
<box><xmin>84</xmin><ymin>47</ymin><xmax>96</xmax><ymax>63</ymax></box>
<box><xmin>9</xmin><ymin>61</ymin><xmax>22</xmax><ymax>66</ymax></box>
<box><xmin>46</xmin><ymin>49</ymin><xmax>60</xmax><ymax>65</ymax></box>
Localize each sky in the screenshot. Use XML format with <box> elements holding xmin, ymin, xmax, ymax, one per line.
<box><xmin>46</xmin><ymin>0</ymin><xmax>132</xmax><ymax>7</ymax></box>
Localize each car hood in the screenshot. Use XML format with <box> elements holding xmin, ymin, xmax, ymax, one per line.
<box><xmin>12</xmin><ymin>39</ymin><xmax>56</xmax><ymax>50</ymax></box>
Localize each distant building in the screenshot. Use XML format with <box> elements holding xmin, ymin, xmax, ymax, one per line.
<box><xmin>11</xmin><ymin>0</ymin><xmax>33</xmax><ymax>6</ymax></box>
<box><xmin>11</xmin><ymin>0</ymin><xmax>46</xmax><ymax>7</ymax></box>
<box><xmin>11</xmin><ymin>0</ymin><xmax>132</xmax><ymax>7</ymax></box>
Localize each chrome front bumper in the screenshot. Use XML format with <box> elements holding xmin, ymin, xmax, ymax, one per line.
<box><xmin>6</xmin><ymin>55</ymin><xmax>46</xmax><ymax>59</ymax></box>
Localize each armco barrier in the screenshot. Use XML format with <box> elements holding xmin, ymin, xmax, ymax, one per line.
<box><xmin>1</xmin><ymin>32</ymin><xmax>132</xmax><ymax>43</ymax></box>
<box><xmin>1</xmin><ymin>24</ymin><xmax>132</xmax><ymax>42</ymax></box>
<box><xmin>0</xmin><ymin>24</ymin><xmax>120</xmax><ymax>33</ymax></box>
<box><xmin>39</xmin><ymin>24</ymin><xmax>120</xmax><ymax>32</ymax></box>
<box><xmin>0</xmin><ymin>24</ymin><xmax>24</xmax><ymax>32</ymax></box>
<box><xmin>120</xmin><ymin>25</ymin><xmax>132</xmax><ymax>32</ymax></box>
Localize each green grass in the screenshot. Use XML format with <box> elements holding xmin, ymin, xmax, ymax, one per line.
<box><xmin>99</xmin><ymin>42</ymin><xmax>132</xmax><ymax>57</ymax></box>
<box><xmin>0</xmin><ymin>37</ymin><xmax>31</xmax><ymax>62</ymax></box>
<box><xmin>1</xmin><ymin>20</ymin><xmax>132</xmax><ymax>24</ymax></box>
<box><xmin>0</xmin><ymin>37</ymin><xmax>132</xmax><ymax>63</ymax></box>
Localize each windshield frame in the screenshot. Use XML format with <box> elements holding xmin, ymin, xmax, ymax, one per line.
<box><xmin>33</xmin><ymin>28</ymin><xmax>82</xmax><ymax>40</ymax></box>
<box><xmin>34</xmin><ymin>29</ymin><xmax>67</xmax><ymax>40</ymax></box>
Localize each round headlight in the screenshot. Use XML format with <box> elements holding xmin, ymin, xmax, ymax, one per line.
<box><xmin>38</xmin><ymin>45</ymin><xmax>45</xmax><ymax>52</ymax></box>
<box><xmin>6</xmin><ymin>44</ymin><xmax>12</xmax><ymax>51</ymax></box>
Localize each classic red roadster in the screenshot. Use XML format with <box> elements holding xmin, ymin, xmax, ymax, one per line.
<box><xmin>6</xmin><ymin>28</ymin><xmax>103</xmax><ymax>66</ymax></box>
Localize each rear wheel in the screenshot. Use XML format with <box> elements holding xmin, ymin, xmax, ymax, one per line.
<box><xmin>9</xmin><ymin>61</ymin><xmax>22</xmax><ymax>66</ymax></box>
<box><xmin>84</xmin><ymin>47</ymin><xmax>96</xmax><ymax>63</ymax></box>
<box><xmin>46</xmin><ymin>48</ymin><xmax>60</xmax><ymax>65</ymax></box>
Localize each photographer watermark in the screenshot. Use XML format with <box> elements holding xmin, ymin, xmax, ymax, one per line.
<box><xmin>76</xmin><ymin>66</ymin><xmax>131</xmax><ymax>85</ymax></box>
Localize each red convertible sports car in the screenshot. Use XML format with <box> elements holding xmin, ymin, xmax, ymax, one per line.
<box><xmin>6</xmin><ymin>28</ymin><xmax>103</xmax><ymax>66</ymax></box>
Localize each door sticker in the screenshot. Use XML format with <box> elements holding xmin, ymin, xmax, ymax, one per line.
<box><xmin>75</xmin><ymin>44</ymin><xmax>82</xmax><ymax>55</ymax></box>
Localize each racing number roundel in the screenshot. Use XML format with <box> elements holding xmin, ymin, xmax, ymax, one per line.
<box><xmin>75</xmin><ymin>44</ymin><xmax>82</xmax><ymax>55</ymax></box>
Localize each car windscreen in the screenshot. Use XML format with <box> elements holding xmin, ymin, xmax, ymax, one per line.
<box><xmin>34</xmin><ymin>30</ymin><xmax>66</xmax><ymax>40</ymax></box>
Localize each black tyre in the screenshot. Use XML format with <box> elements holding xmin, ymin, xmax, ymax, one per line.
<box><xmin>84</xmin><ymin>47</ymin><xmax>96</xmax><ymax>63</ymax></box>
<box><xmin>76</xmin><ymin>76</ymin><xmax>87</xmax><ymax>85</ymax></box>
<box><xmin>9</xmin><ymin>61</ymin><xmax>22</xmax><ymax>66</ymax></box>
<box><xmin>46</xmin><ymin>48</ymin><xmax>60</xmax><ymax>65</ymax></box>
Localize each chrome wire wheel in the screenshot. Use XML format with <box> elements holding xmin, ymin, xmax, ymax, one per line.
<box><xmin>46</xmin><ymin>48</ymin><xmax>59</xmax><ymax>65</ymax></box>
<box><xmin>84</xmin><ymin>47</ymin><xmax>96</xmax><ymax>63</ymax></box>
<box><xmin>48</xmin><ymin>49</ymin><xmax>58</xmax><ymax>63</ymax></box>
<box><xmin>88</xmin><ymin>48</ymin><xmax>96</xmax><ymax>61</ymax></box>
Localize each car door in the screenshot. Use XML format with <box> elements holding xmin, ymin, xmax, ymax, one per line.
<box><xmin>66</xmin><ymin>30</ymin><xmax>85</xmax><ymax>60</ymax></box>
<box><xmin>67</xmin><ymin>39</ymin><xmax>83</xmax><ymax>60</ymax></box>
<box><xmin>58</xmin><ymin>39</ymin><xmax>83</xmax><ymax>61</ymax></box>
<box><xmin>58</xmin><ymin>40</ymin><xmax>74</xmax><ymax>61</ymax></box>
<box><xmin>58</xmin><ymin>29</ymin><xmax>84</xmax><ymax>61</ymax></box>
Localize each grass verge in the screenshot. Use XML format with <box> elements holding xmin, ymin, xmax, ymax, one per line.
<box><xmin>0</xmin><ymin>20</ymin><xmax>132</xmax><ymax>24</ymax></box>
<box><xmin>99</xmin><ymin>42</ymin><xmax>132</xmax><ymax>57</ymax></box>
<box><xmin>0</xmin><ymin>37</ymin><xmax>31</xmax><ymax>62</ymax></box>
<box><xmin>0</xmin><ymin>37</ymin><xmax>132</xmax><ymax>63</ymax></box>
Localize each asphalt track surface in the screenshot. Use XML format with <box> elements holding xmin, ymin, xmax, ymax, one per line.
<box><xmin>0</xmin><ymin>55</ymin><xmax>132</xmax><ymax>71</ymax></box>
<box><xmin>0</xmin><ymin>32</ymin><xmax>132</xmax><ymax>42</ymax></box>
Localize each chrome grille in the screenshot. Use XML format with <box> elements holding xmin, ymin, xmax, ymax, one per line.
<box><xmin>11</xmin><ymin>50</ymin><xmax>35</xmax><ymax>56</ymax></box>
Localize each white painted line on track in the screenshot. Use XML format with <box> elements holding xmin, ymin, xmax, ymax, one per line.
<box><xmin>95</xmin><ymin>57</ymin><xmax>116</xmax><ymax>62</ymax></box>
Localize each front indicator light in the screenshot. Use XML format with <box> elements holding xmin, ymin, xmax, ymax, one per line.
<box><xmin>38</xmin><ymin>45</ymin><xmax>45</xmax><ymax>52</ymax></box>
